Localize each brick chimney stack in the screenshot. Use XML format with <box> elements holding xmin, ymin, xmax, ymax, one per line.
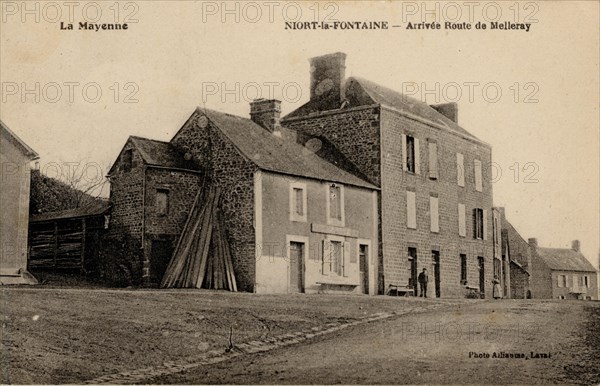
<box><xmin>528</xmin><ymin>238</ymin><xmax>538</xmax><ymax>250</ymax></box>
<box><xmin>309</xmin><ymin>52</ymin><xmax>347</xmax><ymax>110</ymax></box>
<box><xmin>250</xmin><ymin>99</ymin><xmax>281</xmax><ymax>133</ymax></box>
<box><xmin>431</xmin><ymin>102</ymin><xmax>459</xmax><ymax>123</ymax></box>
<box><xmin>572</xmin><ymin>240</ymin><xmax>581</xmax><ymax>253</ymax></box>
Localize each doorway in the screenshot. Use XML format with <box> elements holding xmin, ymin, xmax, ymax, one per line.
<box><xmin>408</xmin><ymin>247</ymin><xmax>418</xmax><ymax>296</ymax></box>
<box><xmin>432</xmin><ymin>250</ymin><xmax>441</xmax><ymax>298</ymax></box>
<box><xmin>359</xmin><ymin>244</ymin><xmax>369</xmax><ymax>294</ymax></box>
<box><xmin>289</xmin><ymin>241</ymin><xmax>304</xmax><ymax>293</ymax></box>
<box><xmin>478</xmin><ymin>256</ymin><xmax>485</xmax><ymax>299</ymax></box>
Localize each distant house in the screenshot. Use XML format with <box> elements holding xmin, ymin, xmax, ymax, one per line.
<box><xmin>0</xmin><ymin>120</ymin><xmax>39</xmax><ymax>284</ymax></box>
<box><xmin>529</xmin><ymin>239</ymin><xmax>598</xmax><ymax>300</ymax></box>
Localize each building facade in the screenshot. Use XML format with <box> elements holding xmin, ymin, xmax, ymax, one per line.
<box><xmin>0</xmin><ymin>121</ymin><xmax>39</xmax><ymax>285</ymax></box>
<box><xmin>281</xmin><ymin>53</ymin><xmax>494</xmax><ymax>297</ymax></box>
<box><xmin>529</xmin><ymin>239</ymin><xmax>598</xmax><ymax>300</ymax></box>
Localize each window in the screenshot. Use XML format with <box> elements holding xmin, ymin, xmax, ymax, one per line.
<box><xmin>289</xmin><ymin>182</ymin><xmax>307</xmax><ymax>222</ymax></box>
<box><xmin>322</xmin><ymin>239</ymin><xmax>347</xmax><ymax>277</ymax></box>
<box><xmin>406</xmin><ymin>191</ymin><xmax>417</xmax><ymax>229</ymax></box>
<box><xmin>584</xmin><ymin>275</ymin><xmax>590</xmax><ymax>288</ymax></box>
<box><xmin>123</xmin><ymin>149</ymin><xmax>133</xmax><ymax>172</ymax></box>
<box><xmin>430</xmin><ymin>196</ymin><xmax>439</xmax><ymax>233</ymax></box>
<box><xmin>428</xmin><ymin>141</ymin><xmax>438</xmax><ymax>180</ymax></box>
<box><xmin>557</xmin><ymin>274</ymin><xmax>567</xmax><ymax>288</ymax></box>
<box><xmin>456</xmin><ymin>153</ymin><xmax>465</xmax><ymax>187</ymax></box>
<box><xmin>326</xmin><ymin>183</ymin><xmax>344</xmax><ymax>226</ymax></box>
<box><xmin>458</xmin><ymin>204</ymin><xmax>466</xmax><ymax>237</ymax></box>
<box><xmin>472</xmin><ymin>208</ymin><xmax>487</xmax><ymax>240</ymax></box>
<box><xmin>460</xmin><ymin>254</ymin><xmax>467</xmax><ymax>284</ymax></box>
<box><xmin>558</xmin><ymin>295</ymin><xmax>565</xmax><ymax>300</ymax></box>
<box><xmin>402</xmin><ymin>134</ymin><xmax>420</xmax><ymax>174</ymax></box>
<box><xmin>474</xmin><ymin>159</ymin><xmax>483</xmax><ymax>192</ymax></box>
<box><xmin>156</xmin><ymin>189</ymin><xmax>169</xmax><ymax>215</ymax></box>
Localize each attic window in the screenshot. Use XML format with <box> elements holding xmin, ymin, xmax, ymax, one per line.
<box><xmin>123</xmin><ymin>149</ymin><xmax>133</xmax><ymax>172</ymax></box>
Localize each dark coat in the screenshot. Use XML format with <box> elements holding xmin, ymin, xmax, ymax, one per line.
<box><xmin>418</xmin><ymin>271</ymin><xmax>429</xmax><ymax>284</ymax></box>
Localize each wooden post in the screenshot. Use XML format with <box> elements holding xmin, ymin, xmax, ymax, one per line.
<box><xmin>80</xmin><ymin>218</ymin><xmax>86</xmax><ymax>272</ymax></box>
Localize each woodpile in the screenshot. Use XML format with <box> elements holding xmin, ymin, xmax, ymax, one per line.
<box><xmin>160</xmin><ymin>185</ymin><xmax>237</xmax><ymax>291</ymax></box>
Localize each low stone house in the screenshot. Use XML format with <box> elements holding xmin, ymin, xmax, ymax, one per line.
<box><xmin>107</xmin><ymin>101</ymin><xmax>379</xmax><ymax>293</ymax></box>
<box><xmin>529</xmin><ymin>239</ymin><xmax>598</xmax><ymax>300</ymax></box>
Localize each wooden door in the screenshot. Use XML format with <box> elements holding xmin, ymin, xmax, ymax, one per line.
<box><xmin>359</xmin><ymin>244</ymin><xmax>369</xmax><ymax>294</ymax></box>
<box><xmin>478</xmin><ymin>256</ymin><xmax>485</xmax><ymax>298</ymax></box>
<box><xmin>289</xmin><ymin>242</ymin><xmax>304</xmax><ymax>293</ymax></box>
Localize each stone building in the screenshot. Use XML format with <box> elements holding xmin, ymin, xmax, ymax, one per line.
<box><xmin>529</xmin><ymin>239</ymin><xmax>598</xmax><ymax>300</ymax></box>
<box><xmin>492</xmin><ymin>207</ymin><xmax>532</xmax><ymax>299</ymax></box>
<box><xmin>0</xmin><ymin>121</ymin><xmax>39</xmax><ymax>285</ymax></box>
<box><xmin>281</xmin><ymin>53</ymin><xmax>494</xmax><ymax>297</ymax></box>
<box><xmin>107</xmin><ymin>102</ymin><xmax>379</xmax><ymax>293</ymax></box>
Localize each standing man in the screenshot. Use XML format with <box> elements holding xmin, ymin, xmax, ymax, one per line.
<box><xmin>418</xmin><ymin>268</ymin><xmax>429</xmax><ymax>298</ymax></box>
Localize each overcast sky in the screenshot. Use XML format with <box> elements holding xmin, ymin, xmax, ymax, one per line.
<box><xmin>1</xmin><ymin>1</ymin><xmax>598</xmax><ymax>267</ymax></box>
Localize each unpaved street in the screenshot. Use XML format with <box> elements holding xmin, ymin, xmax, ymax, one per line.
<box><xmin>149</xmin><ymin>300</ymin><xmax>600</xmax><ymax>385</ymax></box>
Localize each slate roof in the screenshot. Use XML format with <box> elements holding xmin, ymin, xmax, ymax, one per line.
<box><xmin>108</xmin><ymin>136</ymin><xmax>198</xmax><ymax>175</ymax></box>
<box><xmin>200</xmin><ymin>108</ymin><xmax>377</xmax><ymax>189</ymax></box>
<box><xmin>30</xmin><ymin>201</ymin><xmax>110</xmax><ymax>223</ymax></box>
<box><xmin>283</xmin><ymin>76</ymin><xmax>483</xmax><ymax>143</ymax></box>
<box><xmin>1</xmin><ymin>120</ymin><xmax>39</xmax><ymax>160</ymax></box>
<box><xmin>129</xmin><ymin>136</ymin><xmax>197</xmax><ymax>170</ymax></box>
<box><xmin>536</xmin><ymin>247</ymin><xmax>597</xmax><ymax>272</ymax></box>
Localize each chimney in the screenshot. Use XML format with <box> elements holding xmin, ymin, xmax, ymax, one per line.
<box><xmin>309</xmin><ymin>52</ymin><xmax>347</xmax><ymax>110</ymax></box>
<box><xmin>572</xmin><ymin>240</ymin><xmax>581</xmax><ymax>253</ymax></box>
<box><xmin>431</xmin><ymin>102</ymin><xmax>459</xmax><ymax>123</ymax></box>
<box><xmin>528</xmin><ymin>238</ymin><xmax>538</xmax><ymax>250</ymax></box>
<box><xmin>250</xmin><ymin>99</ymin><xmax>281</xmax><ymax>133</ymax></box>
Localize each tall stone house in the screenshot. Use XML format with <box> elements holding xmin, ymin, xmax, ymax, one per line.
<box><xmin>281</xmin><ymin>53</ymin><xmax>494</xmax><ymax>297</ymax></box>
<box><xmin>0</xmin><ymin>120</ymin><xmax>39</xmax><ymax>285</ymax></box>
<box><xmin>106</xmin><ymin>102</ymin><xmax>379</xmax><ymax>293</ymax></box>
<box><xmin>529</xmin><ymin>239</ymin><xmax>598</xmax><ymax>300</ymax></box>
<box><xmin>493</xmin><ymin>207</ymin><xmax>532</xmax><ymax>299</ymax></box>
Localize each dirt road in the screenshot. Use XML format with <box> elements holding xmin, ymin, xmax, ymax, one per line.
<box><xmin>149</xmin><ymin>300</ymin><xmax>600</xmax><ymax>385</ymax></box>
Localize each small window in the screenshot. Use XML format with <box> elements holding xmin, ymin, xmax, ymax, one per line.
<box><xmin>326</xmin><ymin>183</ymin><xmax>344</xmax><ymax>226</ymax></box>
<box><xmin>558</xmin><ymin>295</ymin><xmax>565</xmax><ymax>300</ymax></box>
<box><xmin>474</xmin><ymin>159</ymin><xmax>483</xmax><ymax>192</ymax></box>
<box><xmin>402</xmin><ymin>134</ymin><xmax>420</xmax><ymax>174</ymax></box>
<box><xmin>289</xmin><ymin>182</ymin><xmax>307</xmax><ymax>222</ymax></box>
<box><xmin>428</xmin><ymin>141</ymin><xmax>438</xmax><ymax>180</ymax></box>
<box><xmin>457</xmin><ymin>153</ymin><xmax>465</xmax><ymax>187</ymax></box>
<box><xmin>156</xmin><ymin>189</ymin><xmax>169</xmax><ymax>215</ymax></box>
<box><xmin>122</xmin><ymin>149</ymin><xmax>133</xmax><ymax>172</ymax></box>
<box><xmin>473</xmin><ymin>208</ymin><xmax>484</xmax><ymax>240</ymax></box>
<box><xmin>557</xmin><ymin>274</ymin><xmax>567</xmax><ymax>288</ymax></box>
<box><xmin>460</xmin><ymin>254</ymin><xmax>467</xmax><ymax>284</ymax></box>
<box><xmin>407</xmin><ymin>191</ymin><xmax>417</xmax><ymax>229</ymax></box>
<box><xmin>584</xmin><ymin>275</ymin><xmax>589</xmax><ymax>288</ymax></box>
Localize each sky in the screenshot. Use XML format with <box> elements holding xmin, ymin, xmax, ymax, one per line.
<box><xmin>1</xmin><ymin>1</ymin><xmax>598</xmax><ymax>267</ymax></box>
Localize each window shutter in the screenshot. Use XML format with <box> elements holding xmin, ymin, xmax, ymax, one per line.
<box><xmin>428</xmin><ymin>142</ymin><xmax>438</xmax><ymax>179</ymax></box>
<box><xmin>474</xmin><ymin>159</ymin><xmax>483</xmax><ymax>192</ymax></box>
<box><xmin>406</xmin><ymin>191</ymin><xmax>417</xmax><ymax>229</ymax></box>
<box><xmin>457</xmin><ymin>153</ymin><xmax>465</xmax><ymax>187</ymax></box>
<box><xmin>557</xmin><ymin>275</ymin><xmax>561</xmax><ymax>287</ymax></box>
<box><xmin>322</xmin><ymin>240</ymin><xmax>329</xmax><ymax>276</ymax></box>
<box><xmin>414</xmin><ymin>138</ymin><xmax>420</xmax><ymax>174</ymax></box>
<box><xmin>458</xmin><ymin>204</ymin><xmax>466</xmax><ymax>237</ymax></box>
<box><xmin>343</xmin><ymin>241</ymin><xmax>351</xmax><ymax>277</ymax></box>
<box><xmin>482</xmin><ymin>209</ymin><xmax>488</xmax><ymax>240</ymax></box>
<box><xmin>402</xmin><ymin>134</ymin><xmax>408</xmax><ymax>171</ymax></box>
<box><xmin>430</xmin><ymin>196</ymin><xmax>439</xmax><ymax>233</ymax></box>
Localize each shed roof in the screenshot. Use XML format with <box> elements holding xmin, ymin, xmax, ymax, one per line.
<box><xmin>536</xmin><ymin>247</ymin><xmax>597</xmax><ymax>272</ymax></box>
<box><xmin>200</xmin><ymin>108</ymin><xmax>377</xmax><ymax>190</ymax></box>
<box><xmin>30</xmin><ymin>201</ymin><xmax>110</xmax><ymax>223</ymax></box>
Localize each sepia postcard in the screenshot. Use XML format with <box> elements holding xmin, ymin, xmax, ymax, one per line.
<box><xmin>0</xmin><ymin>1</ymin><xmax>598</xmax><ymax>384</ymax></box>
